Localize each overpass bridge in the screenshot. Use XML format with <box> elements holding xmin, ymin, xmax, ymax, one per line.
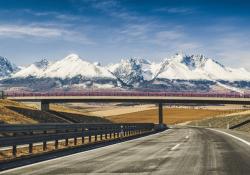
<box><xmin>4</xmin><ymin>91</ymin><xmax>250</xmax><ymax>125</ymax></box>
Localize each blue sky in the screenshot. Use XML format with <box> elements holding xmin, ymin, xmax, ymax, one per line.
<box><xmin>0</xmin><ymin>0</ymin><xmax>250</xmax><ymax>69</ymax></box>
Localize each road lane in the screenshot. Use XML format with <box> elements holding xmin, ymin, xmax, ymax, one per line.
<box><xmin>1</xmin><ymin>127</ymin><xmax>249</xmax><ymax>175</ymax></box>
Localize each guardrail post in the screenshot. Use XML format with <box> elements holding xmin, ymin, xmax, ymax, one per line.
<box><xmin>13</xmin><ymin>145</ymin><xmax>17</xmax><ymax>157</ymax></box>
<box><xmin>43</xmin><ymin>131</ymin><xmax>47</xmax><ymax>151</ymax></box>
<box><xmin>12</xmin><ymin>132</ymin><xmax>17</xmax><ymax>157</ymax></box>
<box><xmin>65</xmin><ymin>130</ymin><xmax>69</xmax><ymax>146</ymax></box>
<box><xmin>89</xmin><ymin>134</ymin><xmax>91</xmax><ymax>143</ymax></box>
<box><xmin>95</xmin><ymin>134</ymin><xmax>97</xmax><ymax>142</ymax></box>
<box><xmin>29</xmin><ymin>143</ymin><xmax>33</xmax><ymax>154</ymax></box>
<box><xmin>29</xmin><ymin>131</ymin><xmax>33</xmax><ymax>154</ymax></box>
<box><xmin>82</xmin><ymin>128</ymin><xmax>84</xmax><ymax>144</ymax></box>
<box><xmin>55</xmin><ymin>130</ymin><xmax>59</xmax><ymax>149</ymax></box>
<box><xmin>74</xmin><ymin>129</ymin><xmax>77</xmax><ymax>146</ymax></box>
<box><xmin>55</xmin><ymin>140</ymin><xmax>58</xmax><ymax>149</ymax></box>
<box><xmin>65</xmin><ymin>138</ymin><xmax>69</xmax><ymax>146</ymax></box>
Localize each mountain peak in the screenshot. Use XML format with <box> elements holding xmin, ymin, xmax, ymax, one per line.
<box><xmin>181</xmin><ymin>54</ymin><xmax>208</xmax><ymax>69</ymax></box>
<box><xmin>0</xmin><ymin>56</ymin><xmax>19</xmax><ymax>78</ymax></box>
<box><xmin>34</xmin><ymin>59</ymin><xmax>49</xmax><ymax>70</ymax></box>
<box><xmin>93</xmin><ymin>62</ymin><xmax>101</xmax><ymax>66</ymax></box>
<box><xmin>63</xmin><ymin>54</ymin><xmax>81</xmax><ymax>61</ymax></box>
<box><xmin>120</xmin><ymin>57</ymin><xmax>151</xmax><ymax>65</ymax></box>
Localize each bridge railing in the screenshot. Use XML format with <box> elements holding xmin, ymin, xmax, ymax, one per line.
<box><xmin>4</xmin><ymin>91</ymin><xmax>250</xmax><ymax>98</ymax></box>
<box><xmin>0</xmin><ymin>123</ymin><xmax>155</xmax><ymax>159</ymax></box>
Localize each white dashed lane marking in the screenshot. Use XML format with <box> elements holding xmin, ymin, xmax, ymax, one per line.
<box><xmin>171</xmin><ymin>143</ymin><xmax>181</xmax><ymax>151</ymax></box>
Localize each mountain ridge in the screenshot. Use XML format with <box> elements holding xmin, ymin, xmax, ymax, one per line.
<box><xmin>1</xmin><ymin>53</ymin><xmax>250</xmax><ymax>92</ymax></box>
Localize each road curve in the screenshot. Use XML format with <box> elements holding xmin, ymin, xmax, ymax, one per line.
<box><xmin>1</xmin><ymin>127</ymin><xmax>250</xmax><ymax>175</ymax></box>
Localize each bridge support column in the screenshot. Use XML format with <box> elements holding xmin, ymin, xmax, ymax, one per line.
<box><xmin>158</xmin><ymin>103</ymin><xmax>163</xmax><ymax>124</ymax></box>
<box><xmin>157</xmin><ymin>103</ymin><xmax>167</xmax><ymax>131</ymax></box>
<box><xmin>39</xmin><ymin>101</ymin><xmax>50</xmax><ymax>111</ymax></box>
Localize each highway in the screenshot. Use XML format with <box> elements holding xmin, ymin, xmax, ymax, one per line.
<box><xmin>1</xmin><ymin>127</ymin><xmax>250</xmax><ymax>175</ymax></box>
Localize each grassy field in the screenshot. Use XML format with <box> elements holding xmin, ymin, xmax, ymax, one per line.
<box><xmin>0</xmin><ymin>99</ymin><xmax>247</xmax><ymax>129</ymax></box>
<box><xmin>188</xmin><ymin>111</ymin><xmax>250</xmax><ymax>133</ymax></box>
<box><xmin>0</xmin><ymin>100</ymin><xmax>111</xmax><ymax>124</ymax></box>
<box><xmin>0</xmin><ymin>100</ymin><xmax>37</xmax><ymax>124</ymax></box>
<box><xmin>104</xmin><ymin>108</ymin><xmax>239</xmax><ymax>124</ymax></box>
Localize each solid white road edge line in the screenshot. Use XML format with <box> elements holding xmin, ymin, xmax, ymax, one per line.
<box><xmin>208</xmin><ymin>128</ymin><xmax>250</xmax><ymax>146</ymax></box>
<box><xmin>0</xmin><ymin>129</ymin><xmax>173</xmax><ymax>174</ymax></box>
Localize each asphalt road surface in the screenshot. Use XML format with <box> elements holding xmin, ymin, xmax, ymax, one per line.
<box><xmin>1</xmin><ymin>127</ymin><xmax>250</xmax><ymax>175</ymax></box>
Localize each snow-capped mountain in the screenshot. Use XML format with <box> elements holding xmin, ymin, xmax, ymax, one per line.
<box><xmin>107</xmin><ymin>58</ymin><xmax>155</xmax><ymax>87</ymax></box>
<box><xmin>0</xmin><ymin>56</ymin><xmax>19</xmax><ymax>79</ymax></box>
<box><xmin>157</xmin><ymin>53</ymin><xmax>250</xmax><ymax>81</ymax></box>
<box><xmin>1</xmin><ymin>52</ymin><xmax>250</xmax><ymax>92</ymax></box>
<box><xmin>13</xmin><ymin>59</ymin><xmax>50</xmax><ymax>78</ymax></box>
<box><xmin>43</xmin><ymin>54</ymin><xmax>114</xmax><ymax>79</ymax></box>
<box><xmin>14</xmin><ymin>54</ymin><xmax>115</xmax><ymax>79</ymax></box>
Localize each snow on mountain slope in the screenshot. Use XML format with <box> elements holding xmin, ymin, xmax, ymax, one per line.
<box><xmin>202</xmin><ymin>59</ymin><xmax>250</xmax><ymax>81</ymax></box>
<box><xmin>216</xmin><ymin>81</ymin><xmax>245</xmax><ymax>94</ymax></box>
<box><xmin>13</xmin><ymin>59</ymin><xmax>50</xmax><ymax>78</ymax></box>
<box><xmin>0</xmin><ymin>56</ymin><xmax>19</xmax><ymax>79</ymax></box>
<box><xmin>14</xmin><ymin>54</ymin><xmax>115</xmax><ymax>79</ymax></box>
<box><xmin>157</xmin><ymin>53</ymin><xmax>250</xmax><ymax>81</ymax></box>
<box><xmin>157</xmin><ymin>54</ymin><xmax>210</xmax><ymax>80</ymax></box>
<box><xmin>43</xmin><ymin>54</ymin><xmax>114</xmax><ymax>79</ymax></box>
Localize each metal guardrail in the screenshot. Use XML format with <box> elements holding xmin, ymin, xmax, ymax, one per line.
<box><xmin>4</xmin><ymin>91</ymin><xmax>250</xmax><ymax>98</ymax></box>
<box><xmin>0</xmin><ymin>123</ymin><xmax>155</xmax><ymax>157</ymax></box>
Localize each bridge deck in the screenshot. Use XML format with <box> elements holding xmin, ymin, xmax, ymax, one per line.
<box><xmin>7</xmin><ymin>95</ymin><xmax>250</xmax><ymax>104</ymax></box>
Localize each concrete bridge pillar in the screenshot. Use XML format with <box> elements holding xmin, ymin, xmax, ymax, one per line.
<box><xmin>156</xmin><ymin>102</ymin><xmax>167</xmax><ymax>130</ymax></box>
<box><xmin>158</xmin><ymin>103</ymin><xmax>163</xmax><ymax>124</ymax></box>
<box><xmin>39</xmin><ymin>101</ymin><xmax>50</xmax><ymax>111</ymax></box>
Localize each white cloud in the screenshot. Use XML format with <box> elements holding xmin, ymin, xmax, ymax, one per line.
<box><xmin>0</xmin><ymin>24</ymin><xmax>94</xmax><ymax>44</ymax></box>
<box><xmin>120</xmin><ymin>24</ymin><xmax>149</xmax><ymax>37</ymax></box>
<box><xmin>155</xmin><ymin>7</ymin><xmax>195</xmax><ymax>14</ymax></box>
<box><xmin>155</xmin><ymin>30</ymin><xmax>184</xmax><ymax>40</ymax></box>
<box><xmin>202</xmin><ymin>29</ymin><xmax>250</xmax><ymax>70</ymax></box>
<box><xmin>86</xmin><ymin>0</ymin><xmax>141</xmax><ymax>21</ymax></box>
<box><xmin>0</xmin><ymin>25</ymin><xmax>62</xmax><ymax>37</ymax></box>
